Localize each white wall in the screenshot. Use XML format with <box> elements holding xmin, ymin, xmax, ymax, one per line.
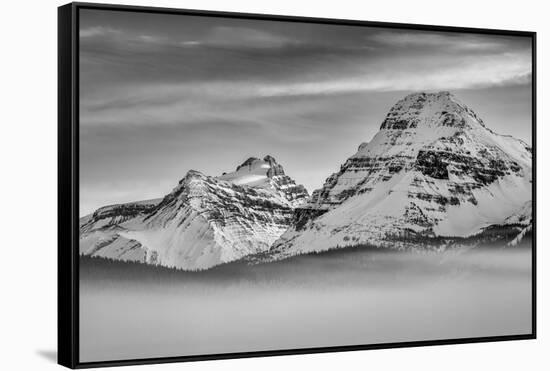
<box><xmin>1</xmin><ymin>0</ymin><xmax>547</xmax><ymax>369</ymax></box>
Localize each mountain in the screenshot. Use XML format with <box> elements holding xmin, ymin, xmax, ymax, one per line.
<box><xmin>268</xmin><ymin>91</ymin><xmax>532</xmax><ymax>259</ymax></box>
<box><xmin>79</xmin><ymin>156</ymin><xmax>308</xmax><ymax>270</ymax></box>
<box><xmin>80</xmin><ymin>92</ymin><xmax>532</xmax><ymax>270</ymax></box>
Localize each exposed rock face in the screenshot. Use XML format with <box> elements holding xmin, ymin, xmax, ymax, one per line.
<box><xmin>264</xmin><ymin>155</ymin><xmax>286</xmax><ymax>177</ymax></box>
<box><xmin>218</xmin><ymin>155</ymin><xmax>308</xmax><ymax>206</ymax></box>
<box><xmin>234</xmin><ymin>155</ymin><xmax>285</xmax><ymax>177</ymax></box>
<box><xmin>79</xmin><ymin>199</ymin><xmax>161</xmax><ymax>262</ymax></box>
<box><xmin>81</xmin><ymin>202</ymin><xmax>157</xmax><ymax>228</ymax></box>
<box><xmin>79</xmin><ymin>156</ymin><xmax>309</xmax><ymax>270</ymax></box>
<box><xmin>271</xmin><ymin>91</ymin><xmax>532</xmax><ymax>259</ymax></box>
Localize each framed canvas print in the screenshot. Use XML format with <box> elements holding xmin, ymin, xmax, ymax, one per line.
<box><xmin>58</xmin><ymin>2</ymin><xmax>536</xmax><ymax>368</ymax></box>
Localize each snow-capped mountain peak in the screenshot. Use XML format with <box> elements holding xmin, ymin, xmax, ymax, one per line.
<box><xmin>218</xmin><ymin>155</ymin><xmax>285</xmax><ymax>186</ymax></box>
<box><xmin>80</xmin><ymin>155</ymin><xmax>309</xmax><ymax>270</ymax></box>
<box><xmin>218</xmin><ymin>155</ymin><xmax>309</xmax><ymax>206</ymax></box>
<box><xmin>272</xmin><ymin>91</ymin><xmax>532</xmax><ymax>258</ymax></box>
<box><xmin>379</xmin><ymin>91</ymin><xmax>485</xmax><ymax>131</ymax></box>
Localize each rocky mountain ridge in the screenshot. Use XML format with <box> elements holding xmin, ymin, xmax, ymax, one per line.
<box><xmin>79</xmin><ymin>156</ymin><xmax>308</xmax><ymax>270</ymax></box>
<box><xmin>80</xmin><ymin>91</ymin><xmax>533</xmax><ymax>270</ymax></box>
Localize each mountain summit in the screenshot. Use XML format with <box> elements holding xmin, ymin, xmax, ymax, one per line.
<box><xmin>218</xmin><ymin>155</ymin><xmax>308</xmax><ymax>206</ymax></box>
<box><xmin>379</xmin><ymin>91</ymin><xmax>487</xmax><ymax>131</ymax></box>
<box><xmin>270</xmin><ymin>92</ymin><xmax>532</xmax><ymax>258</ymax></box>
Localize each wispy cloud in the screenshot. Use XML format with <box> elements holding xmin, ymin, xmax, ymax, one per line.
<box><xmin>80</xmin><ymin>26</ymin><xmax>120</xmax><ymax>38</ymax></box>
<box><xmin>78</xmin><ymin>9</ymin><xmax>532</xmax><ymax>213</ymax></box>
<box><xmin>204</xmin><ymin>26</ymin><xmax>295</xmax><ymax>48</ymax></box>
<box><xmin>79</xmin><ymin>23</ymin><xmax>532</xmax><ymax>100</ymax></box>
<box><xmin>80</xmin><ymin>24</ymin><xmax>296</xmax><ymax>50</ymax></box>
<box><xmin>367</xmin><ymin>31</ymin><xmax>508</xmax><ymax>51</ymax></box>
<box><xmin>80</xmin><ymin>45</ymin><xmax>531</xmax><ymax>129</ymax></box>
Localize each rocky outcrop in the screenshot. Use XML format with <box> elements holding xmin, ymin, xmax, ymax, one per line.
<box><xmin>218</xmin><ymin>155</ymin><xmax>309</xmax><ymax>206</ymax></box>
<box><xmin>264</xmin><ymin>155</ymin><xmax>286</xmax><ymax>177</ymax></box>
<box><xmin>79</xmin><ymin>199</ymin><xmax>161</xmax><ymax>263</ymax></box>
<box><xmin>80</xmin><ymin>201</ymin><xmax>158</xmax><ymax>232</ymax></box>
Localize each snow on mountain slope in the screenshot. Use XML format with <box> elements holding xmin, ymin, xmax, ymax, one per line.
<box><xmin>218</xmin><ymin>156</ymin><xmax>278</xmax><ymax>186</ymax></box>
<box><xmin>502</xmin><ymin>200</ymin><xmax>532</xmax><ymax>226</ymax></box>
<box><xmin>502</xmin><ymin>200</ymin><xmax>533</xmax><ymax>247</ymax></box>
<box><xmin>270</xmin><ymin>92</ymin><xmax>532</xmax><ymax>258</ymax></box>
<box><xmin>79</xmin><ymin>156</ymin><xmax>308</xmax><ymax>270</ymax></box>
<box><xmin>79</xmin><ymin>199</ymin><xmax>161</xmax><ymax>262</ymax></box>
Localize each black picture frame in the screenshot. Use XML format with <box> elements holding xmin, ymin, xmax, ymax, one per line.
<box><xmin>58</xmin><ymin>2</ymin><xmax>537</xmax><ymax>369</ymax></box>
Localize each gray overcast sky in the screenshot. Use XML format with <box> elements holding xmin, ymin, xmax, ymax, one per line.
<box><xmin>79</xmin><ymin>9</ymin><xmax>533</xmax><ymax>216</ymax></box>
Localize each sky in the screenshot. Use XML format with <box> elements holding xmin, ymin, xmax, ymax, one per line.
<box><xmin>79</xmin><ymin>9</ymin><xmax>533</xmax><ymax>216</ymax></box>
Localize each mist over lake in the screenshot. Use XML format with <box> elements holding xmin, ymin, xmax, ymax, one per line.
<box><xmin>79</xmin><ymin>246</ymin><xmax>532</xmax><ymax>362</ymax></box>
